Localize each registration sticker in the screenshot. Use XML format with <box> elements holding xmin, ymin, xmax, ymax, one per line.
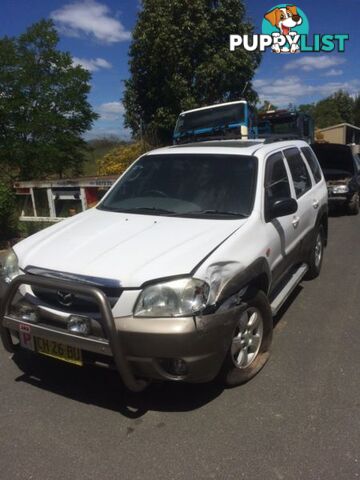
<box><xmin>19</xmin><ymin>323</ymin><xmax>35</xmax><ymax>351</ymax></box>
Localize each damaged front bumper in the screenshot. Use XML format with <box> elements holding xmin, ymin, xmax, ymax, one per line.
<box><xmin>0</xmin><ymin>275</ymin><xmax>242</xmax><ymax>391</ymax></box>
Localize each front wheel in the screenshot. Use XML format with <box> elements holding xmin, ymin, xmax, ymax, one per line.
<box><xmin>347</xmin><ymin>193</ymin><xmax>359</xmax><ymax>215</ymax></box>
<box><xmin>219</xmin><ymin>290</ymin><xmax>273</xmax><ymax>387</ymax></box>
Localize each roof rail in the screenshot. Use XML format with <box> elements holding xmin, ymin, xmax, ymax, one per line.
<box><xmin>263</xmin><ymin>134</ymin><xmax>301</xmax><ymax>144</ymax></box>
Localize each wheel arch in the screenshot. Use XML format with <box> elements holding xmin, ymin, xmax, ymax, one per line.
<box><xmin>209</xmin><ymin>258</ymin><xmax>272</xmax><ymax>313</ymax></box>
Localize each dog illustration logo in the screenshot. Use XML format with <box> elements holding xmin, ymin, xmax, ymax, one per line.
<box><xmin>265</xmin><ymin>5</ymin><xmax>302</xmax><ymax>36</ymax></box>
<box><xmin>263</xmin><ymin>4</ymin><xmax>308</xmax><ymax>53</ymax></box>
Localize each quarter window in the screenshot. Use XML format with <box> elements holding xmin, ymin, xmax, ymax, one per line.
<box><xmin>301</xmin><ymin>147</ymin><xmax>322</xmax><ymax>183</ymax></box>
<box><xmin>284</xmin><ymin>148</ymin><xmax>312</xmax><ymax>198</ymax></box>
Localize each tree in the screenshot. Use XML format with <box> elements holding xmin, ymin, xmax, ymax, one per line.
<box><xmin>0</xmin><ymin>20</ymin><xmax>98</xmax><ymax>180</ymax></box>
<box><xmin>312</xmin><ymin>97</ymin><xmax>342</xmax><ymax>129</ymax></box>
<box><xmin>301</xmin><ymin>90</ymin><xmax>355</xmax><ymax>129</ymax></box>
<box><xmin>123</xmin><ymin>0</ymin><xmax>261</xmax><ymax>144</ymax></box>
<box><xmin>331</xmin><ymin>90</ymin><xmax>354</xmax><ymax>125</ymax></box>
<box><xmin>298</xmin><ymin>103</ymin><xmax>316</xmax><ymax>118</ymax></box>
<box><xmin>353</xmin><ymin>95</ymin><xmax>360</xmax><ymax>127</ymax></box>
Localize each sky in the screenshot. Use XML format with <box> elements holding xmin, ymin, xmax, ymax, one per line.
<box><xmin>0</xmin><ymin>0</ymin><xmax>359</xmax><ymax>140</ymax></box>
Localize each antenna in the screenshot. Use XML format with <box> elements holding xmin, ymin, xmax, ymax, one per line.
<box><xmin>241</xmin><ymin>82</ymin><xmax>249</xmax><ymax>97</ymax></box>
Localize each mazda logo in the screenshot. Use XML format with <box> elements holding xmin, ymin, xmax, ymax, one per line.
<box><xmin>57</xmin><ymin>290</ymin><xmax>74</xmax><ymax>307</ymax></box>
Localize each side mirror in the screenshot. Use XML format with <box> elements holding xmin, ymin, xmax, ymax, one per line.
<box><xmin>268</xmin><ymin>198</ymin><xmax>298</xmax><ymax>221</ymax></box>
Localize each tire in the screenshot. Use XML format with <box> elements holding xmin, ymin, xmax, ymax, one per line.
<box><xmin>219</xmin><ymin>290</ymin><xmax>273</xmax><ymax>387</ymax></box>
<box><xmin>347</xmin><ymin>193</ymin><xmax>359</xmax><ymax>215</ymax></box>
<box><xmin>305</xmin><ymin>226</ymin><xmax>324</xmax><ymax>280</ymax></box>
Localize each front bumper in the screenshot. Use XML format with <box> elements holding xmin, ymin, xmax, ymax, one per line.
<box><xmin>327</xmin><ymin>194</ymin><xmax>350</xmax><ymax>203</ymax></box>
<box><xmin>0</xmin><ymin>275</ymin><xmax>240</xmax><ymax>390</ymax></box>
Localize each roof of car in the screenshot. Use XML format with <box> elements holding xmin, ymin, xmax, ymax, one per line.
<box><xmin>146</xmin><ymin>139</ymin><xmax>310</xmax><ymax>158</ymax></box>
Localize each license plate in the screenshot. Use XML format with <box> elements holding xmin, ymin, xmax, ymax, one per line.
<box><xmin>19</xmin><ymin>324</ymin><xmax>83</xmax><ymax>366</ymax></box>
<box><xmin>35</xmin><ymin>337</ymin><xmax>83</xmax><ymax>366</ymax></box>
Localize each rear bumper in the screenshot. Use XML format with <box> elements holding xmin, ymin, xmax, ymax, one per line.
<box><xmin>0</xmin><ymin>275</ymin><xmax>240</xmax><ymax>389</ymax></box>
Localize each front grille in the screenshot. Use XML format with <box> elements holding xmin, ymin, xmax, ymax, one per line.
<box><xmin>25</xmin><ymin>267</ymin><xmax>122</xmax><ymax>315</ymax></box>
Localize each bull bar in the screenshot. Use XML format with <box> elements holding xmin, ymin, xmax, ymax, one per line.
<box><xmin>0</xmin><ymin>274</ymin><xmax>148</xmax><ymax>392</ymax></box>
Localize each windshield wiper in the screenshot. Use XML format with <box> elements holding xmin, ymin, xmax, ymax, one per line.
<box><xmin>181</xmin><ymin>210</ymin><xmax>248</xmax><ymax>218</ymax></box>
<box><xmin>120</xmin><ymin>207</ymin><xmax>177</xmax><ymax>215</ymax></box>
<box><xmin>98</xmin><ymin>205</ymin><xmax>176</xmax><ymax>215</ymax></box>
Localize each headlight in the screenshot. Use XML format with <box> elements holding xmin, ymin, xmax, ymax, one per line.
<box><xmin>134</xmin><ymin>278</ymin><xmax>210</xmax><ymax>317</ymax></box>
<box><xmin>332</xmin><ymin>185</ymin><xmax>349</xmax><ymax>194</ymax></box>
<box><xmin>1</xmin><ymin>249</ymin><xmax>20</xmax><ymax>284</ymax></box>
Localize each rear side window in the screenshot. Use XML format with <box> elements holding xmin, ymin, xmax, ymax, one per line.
<box><xmin>301</xmin><ymin>147</ymin><xmax>322</xmax><ymax>183</ymax></box>
<box><xmin>284</xmin><ymin>148</ymin><xmax>312</xmax><ymax>198</ymax></box>
<box><xmin>265</xmin><ymin>152</ymin><xmax>291</xmax><ymax>219</ymax></box>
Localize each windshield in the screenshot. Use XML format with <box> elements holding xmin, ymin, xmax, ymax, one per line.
<box><xmin>175</xmin><ymin>103</ymin><xmax>246</xmax><ymax>136</ymax></box>
<box><xmin>99</xmin><ymin>153</ymin><xmax>257</xmax><ymax>218</ymax></box>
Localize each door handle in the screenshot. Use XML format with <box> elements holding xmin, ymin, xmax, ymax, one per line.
<box><xmin>292</xmin><ymin>216</ymin><xmax>300</xmax><ymax>229</ymax></box>
<box><xmin>313</xmin><ymin>199</ymin><xmax>319</xmax><ymax>209</ymax></box>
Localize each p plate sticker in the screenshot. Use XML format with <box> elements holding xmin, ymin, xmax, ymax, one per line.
<box><xmin>19</xmin><ymin>323</ymin><xmax>34</xmax><ymax>351</ymax></box>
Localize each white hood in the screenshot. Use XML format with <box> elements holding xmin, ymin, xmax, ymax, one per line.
<box><xmin>15</xmin><ymin>208</ymin><xmax>247</xmax><ymax>287</ymax></box>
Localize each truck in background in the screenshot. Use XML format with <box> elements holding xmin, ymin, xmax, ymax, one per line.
<box><xmin>257</xmin><ymin>109</ymin><xmax>315</xmax><ymax>144</ymax></box>
<box><xmin>173</xmin><ymin>100</ymin><xmax>258</xmax><ymax>144</ymax></box>
<box><xmin>173</xmin><ymin>102</ymin><xmax>315</xmax><ymax>145</ymax></box>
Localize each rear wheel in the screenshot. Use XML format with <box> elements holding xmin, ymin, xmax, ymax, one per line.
<box><xmin>306</xmin><ymin>226</ymin><xmax>324</xmax><ymax>280</ymax></box>
<box><xmin>347</xmin><ymin>193</ymin><xmax>359</xmax><ymax>215</ymax></box>
<box><xmin>220</xmin><ymin>290</ymin><xmax>273</xmax><ymax>387</ymax></box>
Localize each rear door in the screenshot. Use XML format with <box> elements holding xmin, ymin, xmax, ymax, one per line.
<box><xmin>300</xmin><ymin>145</ymin><xmax>327</xmax><ymax>209</ymax></box>
<box><xmin>263</xmin><ymin>151</ymin><xmax>300</xmax><ymax>285</ymax></box>
<box><xmin>283</xmin><ymin>147</ymin><xmax>315</xmax><ymax>251</ymax></box>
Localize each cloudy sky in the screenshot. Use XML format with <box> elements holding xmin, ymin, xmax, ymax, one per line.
<box><xmin>1</xmin><ymin>0</ymin><xmax>359</xmax><ymax>139</ymax></box>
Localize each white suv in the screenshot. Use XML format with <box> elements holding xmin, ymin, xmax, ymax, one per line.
<box><xmin>0</xmin><ymin>139</ymin><xmax>328</xmax><ymax>391</ymax></box>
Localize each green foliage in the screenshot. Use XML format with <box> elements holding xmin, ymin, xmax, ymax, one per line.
<box><xmin>298</xmin><ymin>103</ymin><xmax>316</xmax><ymax>117</ymax></box>
<box><xmin>17</xmin><ymin>221</ymin><xmax>54</xmax><ymax>239</ymax></box>
<box><xmin>83</xmin><ymin>137</ymin><xmax>127</xmax><ymax>176</ymax></box>
<box><xmin>331</xmin><ymin>91</ymin><xmax>354</xmax><ymax>125</ymax></box>
<box><xmin>312</xmin><ymin>98</ymin><xmax>343</xmax><ymax>129</ymax></box>
<box><xmin>0</xmin><ymin>20</ymin><xmax>98</xmax><ymax>180</ymax></box>
<box><xmin>0</xmin><ymin>178</ymin><xmax>17</xmax><ymax>240</ymax></box>
<box><xmin>124</xmin><ymin>0</ymin><xmax>261</xmax><ymax>144</ymax></box>
<box><xmin>298</xmin><ymin>90</ymin><xmax>355</xmax><ymax>129</ymax></box>
<box><xmin>97</xmin><ymin>142</ymin><xmax>151</xmax><ymax>176</ymax></box>
<box><xmin>353</xmin><ymin>96</ymin><xmax>360</xmax><ymax>127</ymax></box>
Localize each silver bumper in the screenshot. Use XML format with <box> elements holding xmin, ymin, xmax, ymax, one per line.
<box><xmin>0</xmin><ymin>274</ymin><xmax>148</xmax><ymax>392</ymax></box>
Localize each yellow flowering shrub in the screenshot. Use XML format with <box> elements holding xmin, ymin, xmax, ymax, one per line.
<box><xmin>97</xmin><ymin>141</ymin><xmax>152</xmax><ymax>176</ymax></box>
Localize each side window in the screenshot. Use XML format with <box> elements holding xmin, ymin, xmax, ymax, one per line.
<box><xmin>301</xmin><ymin>147</ymin><xmax>322</xmax><ymax>183</ymax></box>
<box><xmin>284</xmin><ymin>148</ymin><xmax>312</xmax><ymax>198</ymax></box>
<box><xmin>265</xmin><ymin>152</ymin><xmax>291</xmax><ymax>220</ymax></box>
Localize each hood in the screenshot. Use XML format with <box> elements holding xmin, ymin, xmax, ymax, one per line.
<box><xmin>14</xmin><ymin>208</ymin><xmax>246</xmax><ymax>287</ymax></box>
<box><xmin>323</xmin><ymin>169</ymin><xmax>352</xmax><ymax>181</ymax></box>
<box><xmin>312</xmin><ymin>144</ymin><xmax>355</xmax><ymax>176</ymax></box>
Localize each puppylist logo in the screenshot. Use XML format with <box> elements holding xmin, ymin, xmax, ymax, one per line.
<box><xmin>230</xmin><ymin>4</ymin><xmax>349</xmax><ymax>54</ymax></box>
